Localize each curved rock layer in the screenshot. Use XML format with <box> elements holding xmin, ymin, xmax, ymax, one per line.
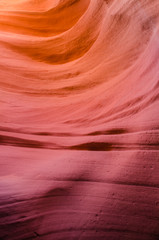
<box><xmin>0</xmin><ymin>0</ymin><xmax>159</xmax><ymax>239</ymax></box>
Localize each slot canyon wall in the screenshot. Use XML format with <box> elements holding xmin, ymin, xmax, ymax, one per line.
<box><xmin>0</xmin><ymin>0</ymin><xmax>159</xmax><ymax>239</ymax></box>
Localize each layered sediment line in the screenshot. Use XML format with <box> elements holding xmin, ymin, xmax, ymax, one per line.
<box><xmin>0</xmin><ymin>0</ymin><xmax>159</xmax><ymax>239</ymax></box>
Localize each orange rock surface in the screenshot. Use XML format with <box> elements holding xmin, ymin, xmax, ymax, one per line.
<box><xmin>0</xmin><ymin>0</ymin><xmax>159</xmax><ymax>239</ymax></box>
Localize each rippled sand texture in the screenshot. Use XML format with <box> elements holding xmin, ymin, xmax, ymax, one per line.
<box><xmin>0</xmin><ymin>0</ymin><xmax>159</xmax><ymax>239</ymax></box>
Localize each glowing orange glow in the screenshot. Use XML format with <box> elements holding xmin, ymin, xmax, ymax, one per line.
<box><xmin>0</xmin><ymin>0</ymin><xmax>159</xmax><ymax>239</ymax></box>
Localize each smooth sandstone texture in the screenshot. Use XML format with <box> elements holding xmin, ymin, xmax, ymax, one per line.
<box><xmin>0</xmin><ymin>0</ymin><xmax>159</xmax><ymax>239</ymax></box>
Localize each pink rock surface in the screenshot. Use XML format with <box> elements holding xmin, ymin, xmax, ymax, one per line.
<box><xmin>0</xmin><ymin>0</ymin><xmax>159</xmax><ymax>239</ymax></box>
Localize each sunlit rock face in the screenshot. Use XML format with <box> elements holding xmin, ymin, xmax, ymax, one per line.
<box><xmin>0</xmin><ymin>0</ymin><xmax>159</xmax><ymax>239</ymax></box>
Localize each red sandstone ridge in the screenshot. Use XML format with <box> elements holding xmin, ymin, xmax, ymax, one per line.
<box><xmin>0</xmin><ymin>0</ymin><xmax>159</xmax><ymax>240</ymax></box>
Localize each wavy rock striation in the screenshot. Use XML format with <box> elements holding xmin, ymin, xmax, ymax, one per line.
<box><xmin>0</xmin><ymin>0</ymin><xmax>159</xmax><ymax>239</ymax></box>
